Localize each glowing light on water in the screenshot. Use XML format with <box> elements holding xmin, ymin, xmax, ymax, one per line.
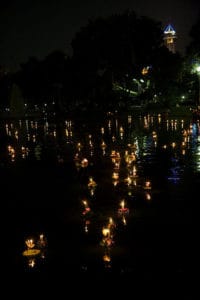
<box><xmin>82</xmin><ymin>199</ymin><xmax>91</xmax><ymax>216</ymax></box>
<box><xmin>124</xmin><ymin>176</ymin><xmax>132</xmax><ymax>186</ymax></box>
<box><xmin>28</xmin><ymin>259</ymin><xmax>36</xmax><ymax>268</ymax></box>
<box><xmin>101</xmin><ymin>127</ymin><xmax>105</xmax><ymax>134</ymax></box>
<box><xmin>132</xmin><ymin>165</ymin><xmax>137</xmax><ymax>177</ymax></box>
<box><xmin>152</xmin><ymin>131</ymin><xmax>157</xmax><ymax>140</ymax></box>
<box><xmin>101</xmin><ymin>141</ymin><xmax>106</xmax><ymax>150</ymax></box>
<box><xmin>166</xmin><ymin>120</ymin><xmax>169</xmax><ymax>131</ymax></box>
<box><xmin>144</xmin><ymin>181</ymin><xmax>151</xmax><ymax>190</ymax></box>
<box><xmin>195</xmin><ymin>144</ymin><xmax>200</xmax><ymax>172</ymax></box>
<box><xmin>65</xmin><ymin>129</ymin><xmax>69</xmax><ymax>137</ymax></box>
<box><xmin>122</xmin><ymin>215</ymin><xmax>127</xmax><ymax>225</ymax></box>
<box><xmin>22</xmin><ymin>234</ymin><xmax>47</xmax><ymax>267</ymax></box>
<box><xmin>77</xmin><ymin>142</ymin><xmax>82</xmax><ymax>151</ymax></box>
<box><xmin>2</xmin><ymin>113</ymin><xmax>200</xmax><ymax>272</ymax></box>
<box><xmin>108</xmin><ymin>217</ymin><xmax>115</xmax><ymax>229</ymax></box>
<box><xmin>112</xmin><ymin>135</ymin><xmax>116</xmax><ymax>142</ymax></box>
<box><xmin>108</xmin><ymin>120</ymin><xmax>112</xmax><ymax>132</ymax></box>
<box><xmin>145</xmin><ymin>192</ymin><xmax>151</xmax><ymax>201</ymax></box>
<box><xmin>118</xmin><ymin>200</ymin><xmax>129</xmax><ymax>214</ymax></box>
<box><xmin>88</xmin><ymin>177</ymin><xmax>97</xmax><ymax>188</ymax></box>
<box><xmin>171</xmin><ymin>142</ymin><xmax>176</xmax><ymax>148</ymax></box>
<box><xmin>8</xmin><ymin>145</ymin><xmax>15</xmax><ymax>162</ymax></box>
<box><xmin>15</xmin><ymin>130</ymin><xmax>18</xmax><ymax>140</ymax></box>
<box><xmin>25</xmin><ymin>120</ymin><xmax>29</xmax><ymax>131</ymax></box>
<box><xmin>33</xmin><ymin>134</ymin><xmax>36</xmax><ymax>142</ymax></box>
<box><xmin>102</xmin><ymin>227</ymin><xmax>110</xmax><ymax>237</ymax></box>
<box><xmin>182</xmin><ymin>149</ymin><xmax>186</xmax><ymax>155</ymax></box>
<box><xmin>119</xmin><ymin>126</ymin><xmax>124</xmax><ymax>133</ymax></box>
<box><xmin>112</xmin><ymin>172</ymin><xmax>119</xmax><ymax>180</ymax></box>
<box><xmin>181</xmin><ymin>120</ymin><xmax>184</xmax><ymax>129</ymax></box>
<box><xmin>81</xmin><ymin>158</ymin><xmax>88</xmax><ymax>168</ymax></box>
<box><xmin>38</xmin><ymin>234</ymin><xmax>47</xmax><ymax>248</ymax></box>
<box><xmin>144</xmin><ymin>116</ymin><xmax>149</xmax><ymax>129</ymax></box>
<box><xmin>103</xmin><ymin>254</ymin><xmax>111</xmax><ymax>262</ymax></box>
<box><xmin>21</xmin><ymin>146</ymin><xmax>29</xmax><ymax>159</ymax></box>
<box><xmin>5</xmin><ymin>124</ymin><xmax>9</xmax><ymax>135</ymax></box>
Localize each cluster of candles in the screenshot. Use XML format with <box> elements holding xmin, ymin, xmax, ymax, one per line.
<box><xmin>22</xmin><ymin>234</ymin><xmax>47</xmax><ymax>268</ymax></box>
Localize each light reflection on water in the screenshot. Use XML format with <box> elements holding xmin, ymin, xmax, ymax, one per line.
<box><xmin>1</xmin><ymin>113</ymin><xmax>197</xmax><ymax>277</ymax></box>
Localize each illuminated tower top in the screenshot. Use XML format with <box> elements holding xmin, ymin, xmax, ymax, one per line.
<box><xmin>163</xmin><ymin>24</ymin><xmax>177</xmax><ymax>53</ymax></box>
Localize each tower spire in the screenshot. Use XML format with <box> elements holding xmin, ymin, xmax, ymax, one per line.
<box><xmin>163</xmin><ymin>24</ymin><xmax>177</xmax><ymax>53</ymax></box>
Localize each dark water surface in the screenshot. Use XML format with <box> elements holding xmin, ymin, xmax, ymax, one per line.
<box><xmin>1</xmin><ymin>112</ymin><xmax>196</xmax><ymax>294</ymax></box>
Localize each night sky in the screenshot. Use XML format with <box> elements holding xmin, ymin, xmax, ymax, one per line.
<box><xmin>0</xmin><ymin>0</ymin><xmax>199</xmax><ymax>70</ymax></box>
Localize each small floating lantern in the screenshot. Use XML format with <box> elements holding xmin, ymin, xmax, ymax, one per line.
<box><xmin>144</xmin><ymin>180</ymin><xmax>151</xmax><ymax>190</ymax></box>
<box><xmin>122</xmin><ymin>215</ymin><xmax>127</xmax><ymax>225</ymax></box>
<box><xmin>84</xmin><ymin>220</ymin><xmax>90</xmax><ymax>233</ymax></box>
<box><xmin>124</xmin><ymin>176</ymin><xmax>132</xmax><ymax>185</ymax></box>
<box><xmin>112</xmin><ymin>172</ymin><xmax>119</xmax><ymax>180</ymax></box>
<box><xmin>145</xmin><ymin>192</ymin><xmax>151</xmax><ymax>201</ymax></box>
<box><xmin>88</xmin><ymin>177</ymin><xmax>97</xmax><ymax>188</ymax></box>
<box><xmin>38</xmin><ymin>234</ymin><xmax>47</xmax><ymax>248</ymax></box>
<box><xmin>101</xmin><ymin>141</ymin><xmax>107</xmax><ymax>150</ymax></box>
<box><xmin>77</xmin><ymin>142</ymin><xmax>82</xmax><ymax>151</ymax></box>
<box><xmin>118</xmin><ymin>200</ymin><xmax>129</xmax><ymax>214</ymax></box>
<box><xmin>102</xmin><ymin>227</ymin><xmax>110</xmax><ymax>237</ymax></box>
<box><xmin>81</xmin><ymin>158</ymin><xmax>88</xmax><ymax>168</ymax></box>
<box><xmin>82</xmin><ymin>200</ymin><xmax>91</xmax><ymax>215</ymax></box>
<box><xmin>103</xmin><ymin>254</ymin><xmax>111</xmax><ymax>262</ymax></box>
<box><xmin>171</xmin><ymin>142</ymin><xmax>176</xmax><ymax>148</ymax></box>
<box><xmin>23</xmin><ymin>238</ymin><xmax>41</xmax><ymax>257</ymax></box>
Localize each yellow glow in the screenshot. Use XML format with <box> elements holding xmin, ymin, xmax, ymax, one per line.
<box><xmin>28</xmin><ymin>258</ymin><xmax>36</xmax><ymax>268</ymax></box>
<box><xmin>82</xmin><ymin>200</ymin><xmax>88</xmax><ymax>207</ymax></box>
<box><xmin>101</xmin><ymin>127</ymin><xmax>105</xmax><ymax>134</ymax></box>
<box><xmin>171</xmin><ymin>142</ymin><xmax>176</xmax><ymax>148</ymax></box>
<box><xmin>81</xmin><ymin>158</ymin><xmax>88</xmax><ymax>168</ymax></box>
<box><xmin>25</xmin><ymin>239</ymin><xmax>35</xmax><ymax>249</ymax></box>
<box><xmin>120</xmin><ymin>200</ymin><xmax>125</xmax><ymax>209</ymax></box>
<box><xmin>144</xmin><ymin>181</ymin><xmax>151</xmax><ymax>190</ymax></box>
<box><xmin>109</xmin><ymin>217</ymin><xmax>113</xmax><ymax>225</ymax></box>
<box><xmin>112</xmin><ymin>172</ymin><xmax>119</xmax><ymax>180</ymax></box>
<box><xmin>22</xmin><ymin>249</ymin><xmax>41</xmax><ymax>256</ymax></box>
<box><xmin>141</xmin><ymin>67</ymin><xmax>149</xmax><ymax>75</ymax></box>
<box><xmin>145</xmin><ymin>192</ymin><xmax>151</xmax><ymax>200</ymax></box>
<box><xmin>102</xmin><ymin>227</ymin><xmax>110</xmax><ymax>237</ymax></box>
<box><xmin>122</xmin><ymin>215</ymin><xmax>127</xmax><ymax>225</ymax></box>
<box><xmin>101</xmin><ymin>141</ymin><xmax>106</xmax><ymax>149</ymax></box>
<box><xmin>103</xmin><ymin>254</ymin><xmax>111</xmax><ymax>262</ymax></box>
<box><xmin>88</xmin><ymin>177</ymin><xmax>97</xmax><ymax>188</ymax></box>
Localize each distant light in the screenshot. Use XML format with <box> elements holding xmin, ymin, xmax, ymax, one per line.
<box><xmin>196</xmin><ymin>66</ymin><xmax>200</xmax><ymax>73</ymax></box>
